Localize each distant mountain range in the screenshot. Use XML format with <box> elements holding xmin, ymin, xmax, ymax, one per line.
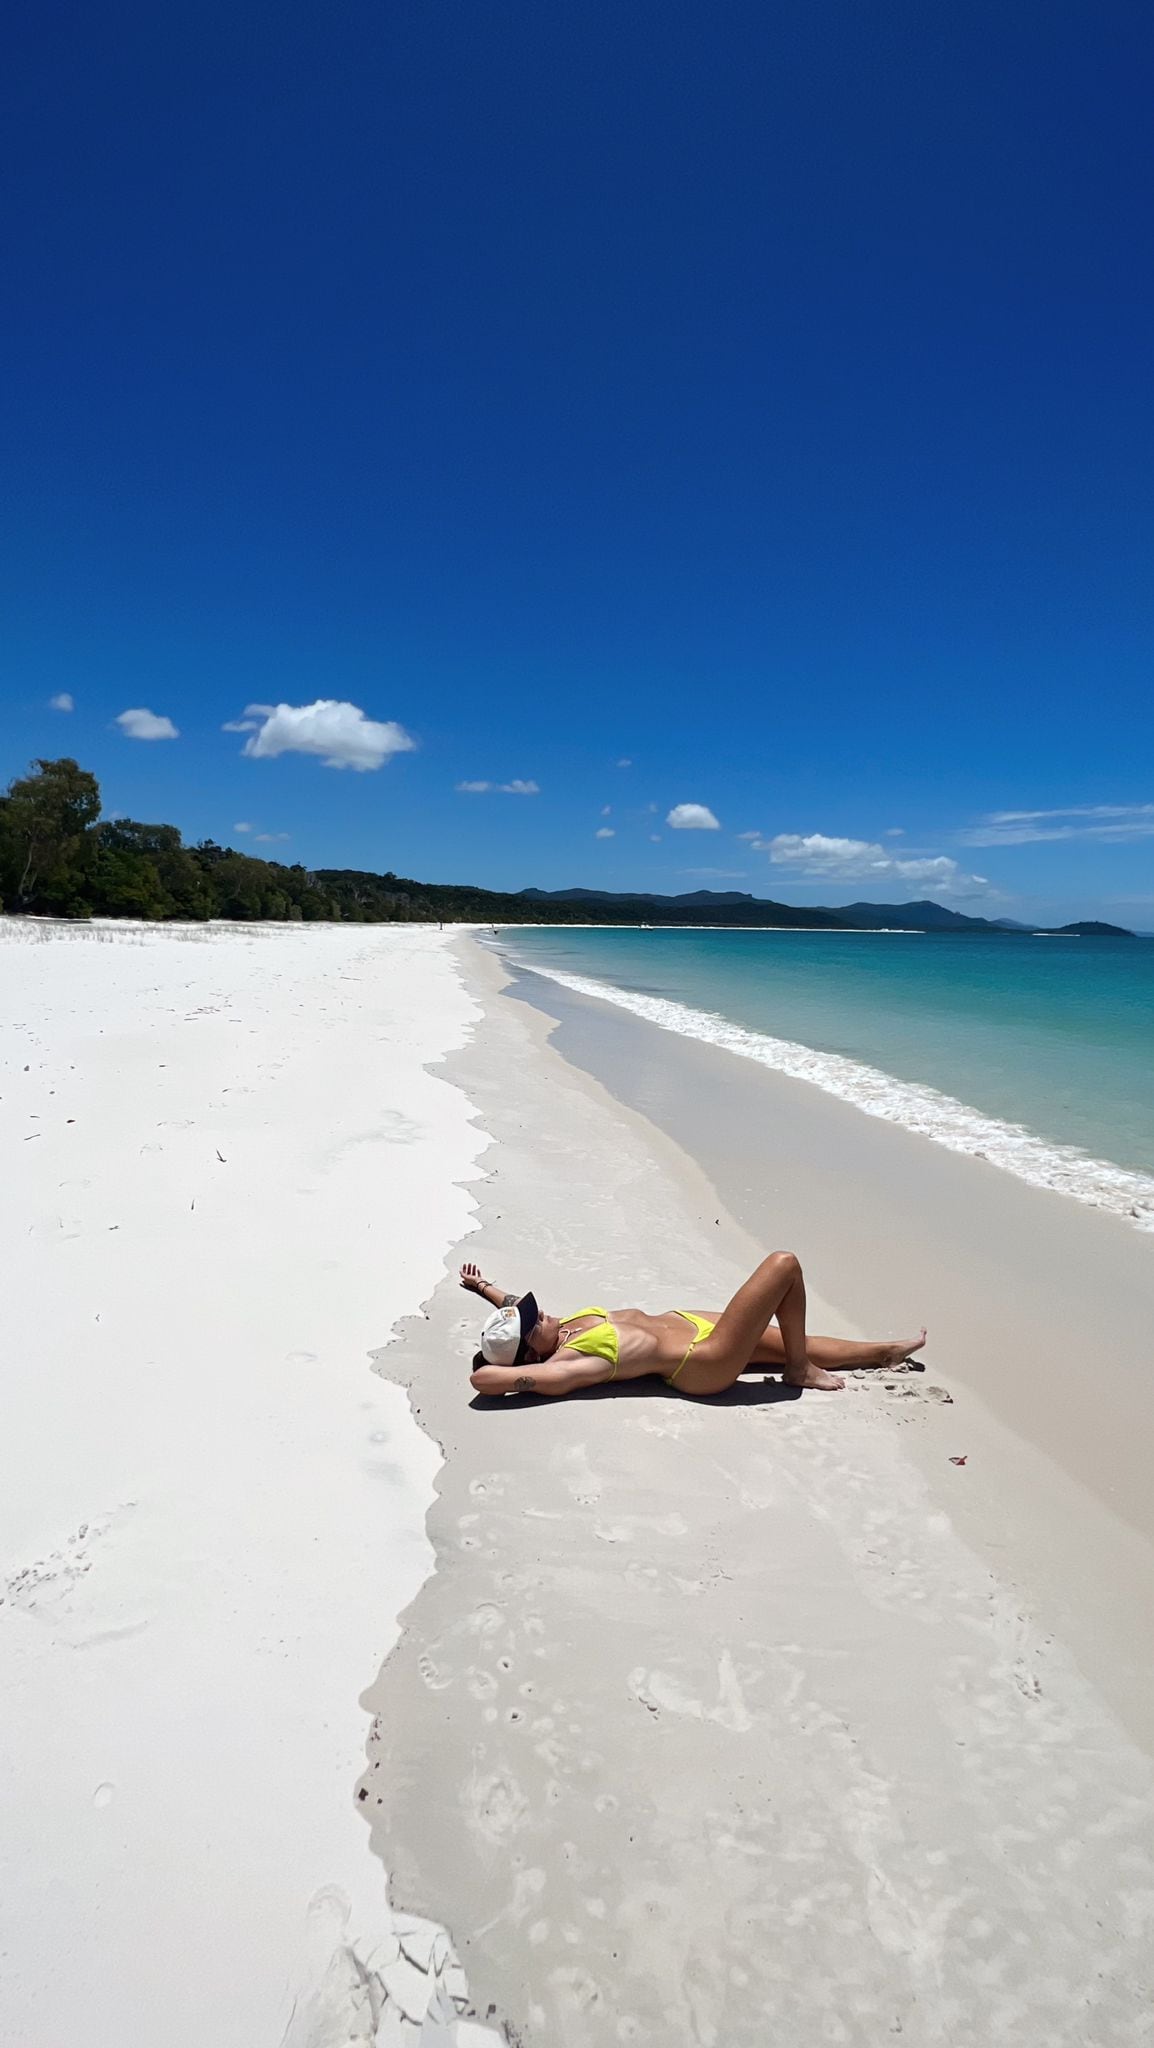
<box><xmin>2</xmin><ymin>758</ymin><xmax>1135</xmax><ymax>935</ymax></box>
<box><xmin>518</xmin><ymin>888</ymin><xmax>1132</xmax><ymax>937</ymax></box>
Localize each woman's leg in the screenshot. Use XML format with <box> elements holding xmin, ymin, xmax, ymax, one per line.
<box><xmin>802</xmin><ymin>1328</ymin><xmax>926</xmax><ymax>1368</ymax></box>
<box><xmin>676</xmin><ymin>1253</ymin><xmax>843</xmax><ymax>1397</ymax></box>
<box><xmin>689</xmin><ymin>1316</ymin><xmax>927</xmax><ymax>1371</ymax></box>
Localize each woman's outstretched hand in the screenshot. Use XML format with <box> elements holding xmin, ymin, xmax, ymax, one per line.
<box><xmin>459</xmin><ymin>1262</ymin><xmax>487</xmax><ymax>1295</ymax></box>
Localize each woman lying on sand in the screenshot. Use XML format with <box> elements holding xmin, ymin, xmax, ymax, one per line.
<box><xmin>462</xmin><ymin>1257</ymin><xmax>925</xmax><ymax>1400</ymax></box>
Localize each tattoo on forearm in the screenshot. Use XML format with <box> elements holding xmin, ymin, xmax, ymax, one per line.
<box><xmin>514</xmin><ymin>1374</ymin><xmax>536</xmax><ymax>1392</ymax></box>
<box><xmin>501</xmin><ymin>1292</ymin><xmax>518</xmax><ymax>1306</ymax></box>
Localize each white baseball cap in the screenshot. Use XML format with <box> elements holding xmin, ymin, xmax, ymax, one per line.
<box><xmin>476</xmin><ymin>1292</ymin><xmax>540</xmax><ymax>1367</ymax></box>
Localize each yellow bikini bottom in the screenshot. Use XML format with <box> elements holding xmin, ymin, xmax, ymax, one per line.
<box><xmin>665</xmin><ymin>1310</ymin><xmax>715</xmax><ymax>1383</ymax></box>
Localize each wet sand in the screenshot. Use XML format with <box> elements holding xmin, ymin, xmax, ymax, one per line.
<box><xmin>504</xmin><ymin>952</ymin><xmax>1154</xmax><ymax>1752</ymax></box>
<box><xmin>366</xmin><ymin>938</ymin><xmax>1154</xmax><ymax>2045</ymax></box>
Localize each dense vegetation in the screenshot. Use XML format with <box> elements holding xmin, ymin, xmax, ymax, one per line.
<box><xmin>0</xmin><ymin>757</ymin><xmax>848</xmax><ymax>927</ymax></box>
<box><xmin>1</xmin><ymin>759</ymin><xmax>1133</xmax><ymax>934</ymax></box>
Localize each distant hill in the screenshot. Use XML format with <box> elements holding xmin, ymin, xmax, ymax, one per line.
<box><xmin>306</xmin><ymin>874</ymin><xmax>852</xmax><ymax>929</ymax></box>
<box><xmin>831</xmin><ymin>898</ymin><xmax>1040</xmax><ymax>933</ymax></box>
<box><xmin>836</xmin><ymin>902</ymin><xmax>1131</xmax><ymax>936</ymax></box>
<box><xmin>833</xmin><ymin>898</ymin><xmax>992</xmax><ymax>931</ymax></box>
<box><xmin>526</xmin><ymin>886</ymin><xmax>988</xmax><ymax>925</ymax></box>
<box><xmin>521</xmin><ymin>886</ymin><xmax>759</xmax><ymax>909</ymax></box>
<box><xmin>518</xmin><ymin>888</ymin><xmax>1134</xmax><ymax>937</ymax></box>
<box><xmin>1048</xmin><ymin>921</ymin><xmax>1134</xmax><ymax>937</ymax></box>
<box><xmin>514</xmin><ymin>885</ymin><xmax>846</xmax><ymax>928</ymax></box>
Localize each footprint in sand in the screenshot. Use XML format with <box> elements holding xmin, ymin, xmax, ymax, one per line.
<box><xmin>465</xmin><ymin>1769</ymin><xmax>529</xmax><ymax>1845</ymax></box>
<box><xmin>1012</xmin><ymin>1662</ymin><xmax>1043</xmax><ymax>1699</ymax></box>
<box><xmin>468</xmin><ymin>1603</ymin><xmax>504</xmax><ymax>1637</ymax></box>
<box><xmin>885</xmin><ymin>1380</ymin><xmax>954</xmax><ymax>1404</ymax></box>
<box><xmin>554</xmin><ymin>1443</ymin><xmax>602</xmax><ymax>1507</ymax></box>
<box><xmin>469</xmin><ymin>1473</ymin><xmax>508</xmax><ymax>1499</ymax></box>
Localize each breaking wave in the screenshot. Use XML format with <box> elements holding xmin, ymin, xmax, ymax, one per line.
<box><xmin>525</xmin><ymin>963</ymin><xmax>1154</xmax><ymax>1234</ymax></box>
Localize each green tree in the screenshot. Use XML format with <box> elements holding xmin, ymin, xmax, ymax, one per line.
<box><xmin>88</xmin><ymin>845</ymin><xmax>171</xmax><ymax>918</ymax></box>
<box><xmin>92</xmin><ymin>820</ymin><xmax>211</xmax><ymax>919</ymax></box>
<box><xmin>0</xmin><ymin>758</ymin><xmax>101</xmax><ymax>912</ymax></box>
<box><xmin>203</xmin><ymin>850</ymin><xmax>276</xmax><ymax>919</ymax></box>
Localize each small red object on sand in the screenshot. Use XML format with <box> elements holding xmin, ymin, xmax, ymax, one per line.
<box><xmin>949</xmin><ymin>1455</ymin><xmax>968</xmax><ymax>1466</ymax></box>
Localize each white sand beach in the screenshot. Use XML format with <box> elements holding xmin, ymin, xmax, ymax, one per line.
<box><xmin>5</xmin><ymin>921</ymin><xmax>1154</xmax><ymax>2046</ymax></box>
<box><xmin>0</xmin><ymin>922</ymin><xmax>494</xmax><ymax>2046</ymax></box>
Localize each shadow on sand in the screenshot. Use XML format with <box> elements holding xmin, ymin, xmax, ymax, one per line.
<box><xmin>469</xmin><ymin>1372</ymin><xmax>804</xmax><ymax>1411</ymax></box>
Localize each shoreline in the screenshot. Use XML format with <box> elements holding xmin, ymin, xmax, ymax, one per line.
<box><xmin>499</xmin><ymin>944</ymin><xmax>1154</xmax><ymax>1752</ymax></box>
<box><xmin>365</xmin><ymin>936</ymin><xmax>1154</xmax><ymax>2044</ymax></box>
<box><xmin>500</xmin><ymin>948</ymin><xmax>1154</xmax><ymax>1233</ymax></box>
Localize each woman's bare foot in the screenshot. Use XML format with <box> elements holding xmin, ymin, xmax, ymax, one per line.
<box><xmin>882</xmin><ymin>1327</ymin><xmax>927</xmax><ymax>1366</ymax></box>
<box><xmin>783</xmin><ymin>1360</ymin><xmax>846</xmax><ymax>1391</ymax></box>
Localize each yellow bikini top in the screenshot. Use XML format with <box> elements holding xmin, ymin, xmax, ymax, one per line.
<box><xmin>560</xmin><ymin>1307</ymin><xmax>618</xmax><ymax>1366</ymax></box>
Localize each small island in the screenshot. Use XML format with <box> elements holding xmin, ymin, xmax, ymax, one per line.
<box><xmin>1044</xmin><ymin>921</ymin><xmax>1134</xmax><ymax>937</ymax></box>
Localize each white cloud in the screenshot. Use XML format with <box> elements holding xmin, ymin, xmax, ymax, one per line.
<box><xmin>49</xmin><ymin>692</ymin><xmax>74</xmax><ymax>712</ymax></box>
<box><xmin>667</xmin><ymin>802</ymin><xmax>721</xmax><ymax>831</ymax></box>
<box><xmin>767</xmin><ymin>833</ymin><xmax>991</xmax><ymax>897</ymax></box>
<box><xmin>768</xmin><ymin>833</ymin><xmax>902</xmax><ymax>874</ymax></box>
<box><xmin>600</xmin><ymin>804</ymin><xmax>612</xmax><ymax>816</ymax></box>
<box><xmin>233</xmin><ymin>821</ymin><xmax>253</xmax><ymax>834</ymax></box>
<box><xmin>595</xmin><ymin>827</ymin><xmax>615</xmax><ymax>839</ymax></box>
<box><xmin>222</xmin><ymin>718</ymin><xmax>259</xmax><ymax>733</ymax></box>
<box><xmin>736</xmin><ymin>829</ymin><xmax>761</xmax><ymax>842</ymax></box>
<box><xmin>456</xmin><ymin>778</ymin><xmax>539</xmax><ymax>795</ymax></box>
<box><xmin>254</xmin><ymin>831</ymin><xmax>290</xmax><ymax>844</ymax></box>
<box><xmin>115</xmin><ymin>707</ymin><xmax>179</xmax><ymax>741</ymax></box>
<box><xmin>1000</xmin><ymin>804</ymin><xmax>1148</xmax><ymax>822</ymax></box>
<box><xmin>649</xmin><ymin>833</ymin><xmax>662</xmax><ymax>843</ymax></box>
<box><xmin>239</xmin><ymin>701</ymin><xmax>415</xmax><ymax>772</ymax></box>
<box><xmin>616</xmin><ymin>757</ymin><xmax>632</xmax><ymax>768</ymax></box>
<box><xmin>960</xmin><ymin>804</ymin><xmax>1154</xmax><ymax>847</ymax></box>
<box><xmin>885</xmin><ymin>827</ymin><xmax>904</xmax><ymax>837</ymax></box>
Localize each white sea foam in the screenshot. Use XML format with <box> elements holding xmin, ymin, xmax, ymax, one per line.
<box><xmin>526</xmin><ymin>963</ymin><xmax>1154</xmax><ymax>1234</ymax></box>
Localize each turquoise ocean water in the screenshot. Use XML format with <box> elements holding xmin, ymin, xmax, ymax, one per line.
<box><xmin>501</xmin><ymin>927</ymin><xmax>1154</xmax><ymax>1232</ymax></box>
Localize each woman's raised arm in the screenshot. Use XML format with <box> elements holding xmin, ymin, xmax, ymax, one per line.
<box><xmin>459</xmin><ymin>1262</ymin><xmax>519</xmax><ymax>1310</ymax></box>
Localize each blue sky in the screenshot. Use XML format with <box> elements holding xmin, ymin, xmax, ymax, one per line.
<box><xmin>3</xmin><ymin>0</ymin><xmax>1152</xmax><ymax>922</ymax></box>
